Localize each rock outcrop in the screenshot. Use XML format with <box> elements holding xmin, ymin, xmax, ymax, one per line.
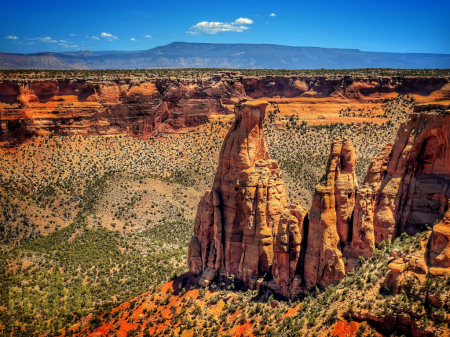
<box><xmin>357</xmin><ymin>113</ymin><xmax>450</xmax><ymax>301</ymax></box>
<box><xmin>427</xmin><ymin>199</ymin><xmax>450</xmax><ymax>277</ymax></box>
<box><xmin>16</xmin><ymin>85</ymin><xmax>39</xmax><ymax>107</ymax></box>
<box><xmin>189</xmin><ymin>107</ymin><xmax>450</xmax><ymax>296</ymax></box>
<box><xmin>1</xmin><ymin>75</ymin><xmax>449</xmax><ymax>147</ymax></box>
<box><xmin>344</xmin><ymin>113</ymin><xmax>449</xmax><ymax>284</ymax></box>
<box><xmin>188</xmin><ymin>100</ymin><xmax>308</xmax><ymax>297</ymax></box>
<box><xmin>343</xmin><ymin>144</ymin><xmax>393</xmax><ymax>264</ymax></box>
<box><xmin>271</xmin><ymin>201</ymin><xmax>308</xmax><ymax>298</ymax></box>
<box><xmin>0</xmin><ymin>78</ymin><xmax>234</xmax><ymax>146</ymax></box>
<box><xmin>373</xmin><ymin>113</ymin><xmax>450</xmax><ymax>243</ymax></box>
<box><xmin>304</xmin><ymin>137</ymin><xmax>356</xmax><ymax>289</ymax></box>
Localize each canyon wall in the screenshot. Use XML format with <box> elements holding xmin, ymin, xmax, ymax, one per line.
<box><xmin>188</xmin><ymin>101</ymin><xmax>450</xmax><ymax>297</ymax></box>
<box><xmin>374</xmin><ymin>113</ymin><xmax>450</xmax><ymax>241</ymax></box>
<box><xmin>0</xmin><ymin>77</ymin><xmax>237</xmax><ymax>145</ymax></box>
<box><xmin>240</xmin><ymin>75</ymin><xmax>450</xmax><ymax>99</ymax></box>
<box><xmin>1</xmin><ymin>74</ymin><xmax>449</xmax><ymax>146</ymax></box>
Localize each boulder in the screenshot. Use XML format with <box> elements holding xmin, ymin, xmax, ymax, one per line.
<box><xmin>427</xmin><ymin>199</ymin><xmax>450</xmax><ymax>277</ymax></box>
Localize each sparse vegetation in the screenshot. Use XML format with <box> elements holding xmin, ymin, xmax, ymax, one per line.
<box><xmin>1</xmin><ymin>68</ymin><xmax>450</xmax><ymax>81</ymax></box>
<box><xmin>0</xmin><ymin>70</ymin><xmax>448</xmax><ymax>336</ymax></box>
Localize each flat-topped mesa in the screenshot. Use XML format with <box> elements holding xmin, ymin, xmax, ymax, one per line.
<box><xmin>188</xmin><ymin>101</ymin><xmax>308</xmax><ymax>297</ymax></box>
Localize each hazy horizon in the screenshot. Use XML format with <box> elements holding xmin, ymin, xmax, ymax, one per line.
<box><xmin>1</xmin><ymin>0</ymin><xmax>449</xmax><ymax>55</ymax></box>
<box><xmin>4</xmin><ymin>41</ymin><xmax>450</xmax><ymax>56</ymax></box>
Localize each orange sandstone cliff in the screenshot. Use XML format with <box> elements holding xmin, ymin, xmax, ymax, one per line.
<box><xmin>374</xmin><ymin>113</ymin><xmax>450</xmax><ymax>242</ymax></box>
<box><xmin>188</xmin><ymin>101</ymin><xmax>308</xmax><ymax>298</ymax></box>
<box><xmin>1</xmin><ymin>74</ymin><xmax>449</xmax><ymax>146</ymax></box>
<box><xmin>303</xmin><ymin>137</ymin><xmax>356</xmax><ymax>289</ymax></box>
<box><xmin>188</xmin><ymin>102</ymin><xmax>450</xmax><ymax>296</ymax></box>
<box><xmin>343</xmin><ymin>144</ymin><xmax>393</xmax><ymax>262</ymax></box>
<box><xmin>0</xmin><ymin>78</ymin><xmax>234</xmax><ymax>145</ymax></box>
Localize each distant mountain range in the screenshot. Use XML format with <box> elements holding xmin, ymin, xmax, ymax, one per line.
<box><xmin>1</xmin><ymin>42</ymin><xmax>450</xmax><ymax>69</ymax></box>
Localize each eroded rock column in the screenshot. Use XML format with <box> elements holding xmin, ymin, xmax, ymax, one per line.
<box><xmin>343</xmin><ymin>144</ymin><xmax>392</xmax><ymax>268</ymax></box>
<box><xmin>304</xmin><ymin>138</ymin><xmax>350</xmax><ymax>289</ymax></box>
<box><xmin>188</xmin><ymin>100</ymin><xmax>307</xmax><ymax>294</ymax></box>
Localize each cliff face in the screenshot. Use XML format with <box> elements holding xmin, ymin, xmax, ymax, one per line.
<box><xmin>188</xmin><ymin>102</ymin><xmax>450</xmax><ymax>297</ymax></box>
<box><xmin>374</xmin><ymin>113</ymin><xmax>450</xmax><ymax>242</ymax></box>
<box><xmin>1</xmin><ymin>74</ymin><xmax>449</xmax><ymax>147</ymax></box>
<box><xmin>241</xmin><ymin>76</ymin><xmax>450</xmax><ymax>100</ymax></box>
<box><xmin>428</xmin><ymin>200</ymin><xmax>450</xmax><ymax>277</ymax></box>
<box><xmin>0</xmin><ymin>77</ymin><xmax>236</xmax><ymax>145</ymax></box>
<box><xmin>305</xmin><ymin>112</ymin><xmax>450</xmax><ymax>289</ymax></box>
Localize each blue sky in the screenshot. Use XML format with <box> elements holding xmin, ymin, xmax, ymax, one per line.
<box><xmin>1</xmin><ymin>0</ymin><xmax>449</xmax><ymax>54</ymax></box>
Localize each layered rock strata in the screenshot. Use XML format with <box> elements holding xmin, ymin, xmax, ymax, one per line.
<box><xmin>310</xmin><ymin>113</ymin><xmax>450</xmax><ymax>289</ymax></box>
<box><xmin>1</xmin><ymin>75</ymin><xmax>449</xmax><ymax>147</ymax></box>
<box><xmin>427</xmin><ymin>199</ymin><xmax>450</xmax><ymax>277</ymax></box>
<box><xmin>343</xmin><ymin>144</ymin><xmax>393</xmax><ymax>264</ymax></box>
<box><xmin>303</xmin><ymin>138</ymin><xmax>356</xmax><ymax>288</ymax></box>
<box><xmin>271</xmin><ymin>201</ymin><xmax>308</xmax><ymax>298</ymax></box>
<box><xmin>189</xmin><ymin>106</ymin><xmax>450</xmax><ymax>296</ymax></box>
<box><xmin>188</xmin><ymin>101</ymin><xmax>307</xmax><ymax>298</ymax></box>
<box><xmin>0</xmin><ymin>78</ymin><xmax>234</xmax><ymax>145</ymax></box>
<box><xmin>373</xmin><ymin>113</ymin><xmax>450</xmax><ymax>243</ymax></box>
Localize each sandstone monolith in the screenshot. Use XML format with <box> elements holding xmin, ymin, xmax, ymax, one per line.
<box><xmin>188</xmin><ymin>101</ymin><xmax>308</xmax><ymax>296</ymax></box>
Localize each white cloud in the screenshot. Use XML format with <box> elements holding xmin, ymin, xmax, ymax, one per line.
<box><xmin>40</xmin><ymin>37</ymin><xmax>58</xmax><ymax>43</ymax></box>
<box><xmin>101</xmin><ymin>32</ymin><xmax>118</xmax><ymax>41</ymax></box>
<box><xmin>234</xmin><ymin>18</ymin><xmax>253</xmax><ymax>24</ymax></box>
<box><xmin>91</xmin><ymin>36</ymin><xmax>100</xmax><ymax>40</ymax></box>
<box><xmin>60</xmin><ymin>44</ymin><xmax>78</xmax><ymax>48</ymax></box>
<box><xmin>22</xmin><ymin>36</ymin><xmax>59</xmax><ymax>43</ymax></box>
<box><xmin>60</xmin><ymin>40</ymin><xmax>68</xmax><ymax>43</ymax></box>
<box><xmin>187</xmin><ymin>17</ymin><xmax>253</xmax><ymax>35</ymax></box>
<box><xmin>28</xmin><ymin>37</ymin><xmax>57</xmax><ymax>42</ymax></box>
<box><xmin>26</xmin><ymin>42</ymin><xmax>35</xmax><ymax>45</ymax></box>
<box><xmin>269</xmin><ymin>13</ymin><xmax>276</xmax><ymax>16</ymax></box>
<box><xmin>131</xmin><ymin>38</ymin><xmax>136</xmax><ymax>41</ymax></box>
<box><xmin>143</xmin><ymin>35</ymin><xmax>152</xmax><ymax>38</ymax></box>
<box><xmin>69</xmin><ymin>34</ymin><xmax>76</xmax><ymax>36</ymax></box>
<box><xmin>6</xmin><ymin>35</ymin><xmax>18</xmax><ymax>39</ymax></box>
